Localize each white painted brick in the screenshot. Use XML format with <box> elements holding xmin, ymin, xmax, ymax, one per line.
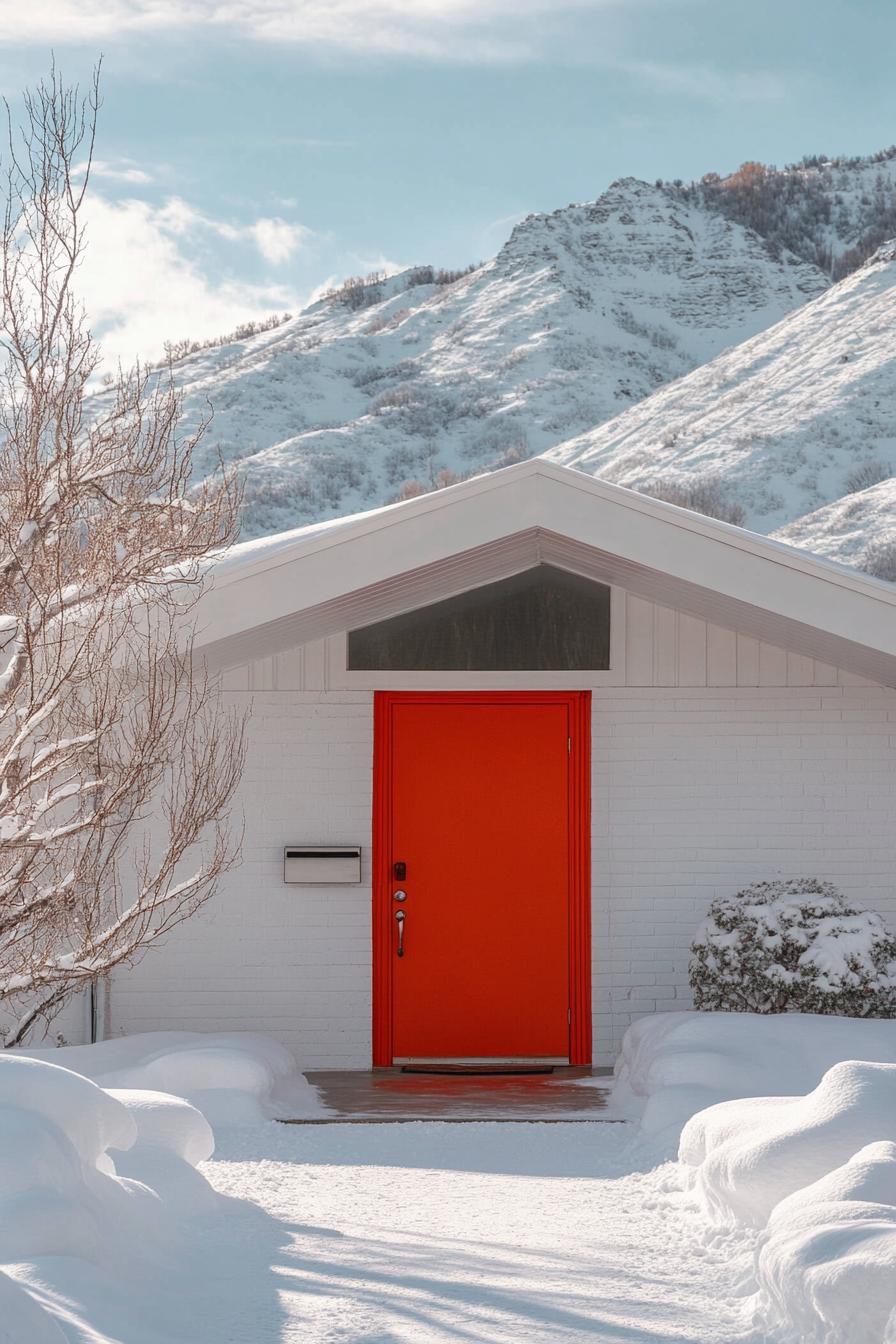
<box><xmin>102</xmin><ymin>684</ymin><xmax>896</xmax><ymax>1071</ymax></box>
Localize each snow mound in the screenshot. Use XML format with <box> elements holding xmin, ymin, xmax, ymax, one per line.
<box><xmin>0</xmin><ymin>1053</ymin><xmax>231</xmax><ymax>1339</ymax></box>
<box><xmin>756</xmin><ymin>1142</ymin><xmax>896</xmax><ymax>1344</ymax></box>
<box><xmin>107</xmin><ymin>1088</ymin><xmax>214</xmax><ymax>1164</ymax></box>
<box><xmin>107</xmin><ymin>1088</ymin><xmax>220</xmax><ymax>1215</ymax></box>
<box><xmin>680</xmin><ymin>1060</ymin><xmax>896</xmax><ymax>1229</ymax></box>
<box><xmin>20</xmin><ymin>1030</ymin><xmax>303</xmax><ymax>1126</ymax></box>
<box><xmin>615</xmin><ymin>1011</ymin><xmax>896</xmax><ymax>1342</ymax></box>
<box><xmin>612</xmin><ymin>1010</ymin><xmax>896</xmax><ymax>1141</ymax></box>
<box><xmin>0</xmin><ymin>1271</ymin><xmax>69</xmax><ymax>1344</ymax></box>
<box><xmin>0</xmin><ymin>1057</ymin><xmax>221</xmax><ymax>1261</ymax></box>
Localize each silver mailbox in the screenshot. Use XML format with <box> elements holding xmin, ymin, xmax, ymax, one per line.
<box><xmin>283</xmin><ymin>846</ymin><xmax>361</xmax><ymax>885</ymax></box>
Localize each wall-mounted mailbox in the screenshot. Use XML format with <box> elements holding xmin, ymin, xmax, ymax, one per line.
<box><xmin>284</xmin><ymin>846</ymin><xmax>362</xmax><ymax>885</ymax></box>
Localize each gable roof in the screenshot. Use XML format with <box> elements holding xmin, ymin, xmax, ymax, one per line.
<box><xmin>195</xmin><ymin>459</ymin><xmax>896</xmax><ymax>685</ymax></box>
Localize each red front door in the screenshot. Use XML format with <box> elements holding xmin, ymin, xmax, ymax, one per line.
<box><xmin>373</xmin><ymin>693</ymin><xmax>591</xmax><ymax>1064</ymax></box>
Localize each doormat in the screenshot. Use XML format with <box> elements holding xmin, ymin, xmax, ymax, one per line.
<box><xmin>400</xmin><ymin>1064</ymin><xmax>555</xmax><ymax>1076</ymax></box>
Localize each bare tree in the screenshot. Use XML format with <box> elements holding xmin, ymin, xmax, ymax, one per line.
<box><xmin>0</xmin><ymin>66</ymin><xmax>246</xmax><ymax>1045</ymax></box>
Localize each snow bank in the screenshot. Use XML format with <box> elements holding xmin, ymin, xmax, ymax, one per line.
<box><xmin>613</xmin><ymin>1010</ymin><xmax>896</xmax><ymax>1140</ymax></box>
<box><xmin>621</xmin><ymin>1013</ymin><xmax>896</xmax><ymax>1343</ymax></box>
<box><xmin>0</xmin><ymin>1270</ymin><xmax>69</xmax><ymax>1344</ymax></box>
<box><xmin>680</xmin><ymin>1060</ymin><xmax>896</xmax><ymax>1228</ymax></box>
<box><xmin>0</xmin><ymin>1052</ymin><xmax>230</xmax><ymax>1339</ymax></box>
<box><xmin>756</xmin><ymin>1142</ymin><xmax>896</xmax><ymax>1343</ymax></box>
<box><xmin>18</xmin><ymin>1029</ymin><xmax>315</xmax><ymax>1125</ymax></box>
<box><xmin>0</xmin><ymin>1056</ymin><xmax>136</xmax><ymax>1260</ymax></box>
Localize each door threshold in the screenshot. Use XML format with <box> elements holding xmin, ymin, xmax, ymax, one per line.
<box><xmin>393</xmin><ymin>1057</ymin><xmax>569</xmax><ymax>1065</ymax></box>
<box><xmin>401</xmin><ymin>1063</ymin><xmax>554</xmax><ymax>1076</ymax></box>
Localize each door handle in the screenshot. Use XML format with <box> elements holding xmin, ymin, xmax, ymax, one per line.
<box><xmin>395</xmin><ymin>909</ymin><xmax>406</xmax><ymax>957</ymax></box>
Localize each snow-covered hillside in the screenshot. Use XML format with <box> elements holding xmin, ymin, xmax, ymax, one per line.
<box><xmin>670</xmin><ymin>147</ymin><xmax>896</xmax><ymax>278</ymax></box>
<box><xmin>134</xmin><ymin>179</ymin><xmax>826</xmax><ymax>537</ymax></box>
<box><xmin>548</xmin><ymin>241</ymin><xmax>896</xmax><ymax>548</ymax></box>
<box><xmin>775</xmin><ymin>476</ymin><xmax>896</xmax><ymax>574</ymax></box>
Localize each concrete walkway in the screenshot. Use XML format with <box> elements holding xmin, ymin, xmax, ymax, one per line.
<box><xmin>283</xmin><ymin>1068</ymin><xmax>614</xmax><ymax>1122</ymax></box>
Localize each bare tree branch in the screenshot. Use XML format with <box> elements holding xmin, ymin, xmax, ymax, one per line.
<box><xmin>0</xmin><ymin>67</ymin><xmax>246</xmax><ymax>1045</ymax></box>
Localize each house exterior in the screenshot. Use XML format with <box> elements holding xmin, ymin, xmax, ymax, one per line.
<box><xmin>98</xmin><ymin>460</ymin><xmax>896</xmax><ymax>1068</ymax></box>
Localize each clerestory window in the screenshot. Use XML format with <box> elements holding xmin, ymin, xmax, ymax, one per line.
<box><xmin>347</xmin><ymin>565</ymin><xmax>611</xmax><ymax>671</ymax></box>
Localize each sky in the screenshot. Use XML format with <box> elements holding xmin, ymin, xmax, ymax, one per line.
<box><xmin>1</xmin><ymin>0</ymin><xmax>894</xmax><ymax>364</ymax></box>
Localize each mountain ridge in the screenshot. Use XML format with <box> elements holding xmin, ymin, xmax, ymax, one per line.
<box><xmin>119</xmin><ymin>176</ymin><xmax>827</xmax><ymax>537</ymax></box>
<box><xmin>548</xmin><ymin>239</ymin><xmax>896</xmax><ymax>564</ymax></box>
<box><xmin>89</xmin><ymin>149</ymin><xmax>896</xmax><ymax>573</ymax></box>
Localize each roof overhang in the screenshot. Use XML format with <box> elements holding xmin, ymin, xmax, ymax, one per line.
<box><xmin>195</xmin><ymin>460</ymin><xmax>896</xmax><ymax>686</ymax></box>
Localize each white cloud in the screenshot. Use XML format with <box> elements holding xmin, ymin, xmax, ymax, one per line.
<box><xmin>249</xmin><ymin>217</ymin><xmax>309</xmax><ymax>265</ymax></box>
<box><xmin>76</xmin><ymin>158</ymin><xmax>154</xmax><ymax>184</ymax></box>
<box><xmin>78</xmin><ymin>195</ymin><xmax>302</xmax><ymax>365</ymax></box>
<box><xmin>141</xmin><ymin>196</ymin><xmax>309</xmax><ymax>264</ymax></box>
<box><xmin>0</xmin><ymin>0</ymin><xmax>608</xmax><ymax>59</ymax></box>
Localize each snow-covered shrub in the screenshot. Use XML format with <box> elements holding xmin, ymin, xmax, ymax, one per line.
<box><xmin>371</xmin><ymin>384</ymin><xmax>415</xmax><ymax>413</ymax></box>
<box><xmin>844</xmin><ymin>458</ymin><xmax>890</xmax><ymax>494</ymax></box>
<box><xmin>366</xmin><ymin>307</ymin><xmax>410</xmax><ymax>334</ymax></box>
<box><xmin>639</xmin><ymin>472</ymin><xmax>746</xmax><ymax>526</ymax></box>
<box><xmin>690</xmin><ymin>878</ymin><xmax>896</xmax><ymax>1017</ymax></box>
<box><xmin>861</xmin><ymin>539</ymin><xmax>896</xmax><ymax>583</ymax></box>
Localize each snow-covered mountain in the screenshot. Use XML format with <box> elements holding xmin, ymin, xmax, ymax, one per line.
<box><xmin>774</xmin><ymin>477</ymin><xmax>896</xmax><ymax>575</ymax></box>
<box><xmin>548</xmin><ymin>241</ymin><xmax>896</xmax><ymax>552</ymax></box>
<box><xmin>668</xmin><ymin>148</ymin><xmax>896</xmax><ymax>278</ymax></box>
<box><xmin>143</xmin><ymin>179</ymin><xmax>827</xmax><ymax>537</ymax></box>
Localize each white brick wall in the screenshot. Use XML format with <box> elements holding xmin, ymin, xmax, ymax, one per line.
<box><xmin>110</xmin><ymin>691</ymin><xmax>374</xmax><ymax>1066</ymax></box>
<box><xmin>590</xmin><ymin>685</ymin><xmax>896</xmax><ymax>1065</ymax></box>
<box><xmin>106</xmin><ymin>682</ymin><xmax>896</xmax><ymax>1069</ymax></box>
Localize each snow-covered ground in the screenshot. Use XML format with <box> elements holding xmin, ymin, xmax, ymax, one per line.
<box><xmin>5</xmin><ymin>1019</ymin><xmax>896</xmax><ymax>1343</ymax></box>
<box><xmin>0</xmin><ymin>1031</ymin><xmax>749</xmax><ymax>1344</ymax></box>
<box><xmin>203</xmin><ymin>1121</ymin><xmax>750</xmax><ymax>1344</ymax></box>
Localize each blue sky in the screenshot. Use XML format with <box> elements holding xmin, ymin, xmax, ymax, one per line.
<box><xmin>2</xmin><ymin>0</ymin><xmax>894</xmax><ymax>363</ymax></box>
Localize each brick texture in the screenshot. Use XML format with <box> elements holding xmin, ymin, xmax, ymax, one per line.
<box><xmin>106</xmin><ymin>685</ymin><xmax>896</xmax><ymax>1068</ymax></box>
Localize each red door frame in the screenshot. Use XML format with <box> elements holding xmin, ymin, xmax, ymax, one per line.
<box><xmin>372</xmin><ymin>691</ymin><xmax>592</xmax><ymax>1066</ymax></box>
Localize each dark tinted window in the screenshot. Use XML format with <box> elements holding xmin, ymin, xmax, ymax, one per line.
<box><xmin>347</xmin><ymin>565</ymin><xmax>611</xmax><ymax>670</ymax></box>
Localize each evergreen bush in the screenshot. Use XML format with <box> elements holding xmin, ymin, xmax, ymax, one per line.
<box><xmin>689</xmin><ymin>878</ymin><xmax>896</xmax><ymax>1016</ymax></box>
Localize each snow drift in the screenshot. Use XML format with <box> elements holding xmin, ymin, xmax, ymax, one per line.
<box><xmin>0</xmin><ymin>1053</ymin><xmax>220</xmax><ymax>1340</ymax></box>
<box><xmin>621</xmin><ymin>1011</ymin><xmax>896</xmax><ymax>1343</ymax></box>
<box><xmin>18</xmin><ymin>1029</ymin><xmax>321</xmax><ymax>1124</ymax></box>
<box><xmin>0</xmin><ymin>1030</ymin><xmax>312</xmax><ymax>1341</ymax></box>
<box><xmin>612</xmin><ymin>1009</ymin><xmax>896</xmax><ymax>1140</ymax></box>
<box><xmin>680</xmin><ymin>1060</ymin><xmax>896</xmax><ymax>1228</ymax></box>
<box><xmin>756</xmin><ymin>1141</ymin><xmax>896</xmax><ymax>1344</ymax></box>
<box><xmin>678</xmin><ymin>1058</ymin><xmax>896</xmax><ymax>1344</ymax></box>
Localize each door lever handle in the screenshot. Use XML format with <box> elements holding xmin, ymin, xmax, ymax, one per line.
<box><xmin>395</xmin><ymin>909</ymin><xmax>406</xmax><ymax>957</ymax></box>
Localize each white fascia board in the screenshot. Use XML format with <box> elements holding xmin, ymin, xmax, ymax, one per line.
<box><xmin>195</xmin><ymin>468</ymin><xmax>541</xmax><ymax>648</ymax></box>
<box><xmin>195</xmin><ymin>458</ymin><xmax>896</xmax><ymax>657</ymax></box>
